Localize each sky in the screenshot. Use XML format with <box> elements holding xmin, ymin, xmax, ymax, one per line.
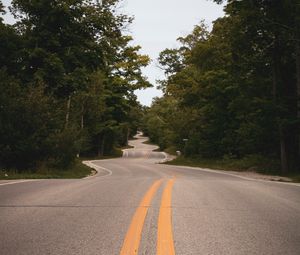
<box><xmin>122</xmin><ymin>0</ymin><xmax>224</xmax><ymax>106</ymax></box>
<box><xmin>1</xmin><ymin>0</ymin><xmax>224</xmax><ymax>106</ymax></box>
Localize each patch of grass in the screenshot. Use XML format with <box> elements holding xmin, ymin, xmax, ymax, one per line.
<box><xmin>165</xmin><ymin>156</ymin><xmax>234</xmax><ymax>170</ymax></box>
<box><xmin>165</xmin><ymin>155</ymin><xmax>281</xmax><ymax>173</ymax></box>
<box><xmin>142</xmin><ymin>140</ymin><xmax>178</xmax><ymax>155</ymax></box>
<box><xmin>142</xmin><ymin>139</ymin><xmax>156</xmax><ymax>145</ymax></box>
<box><xmin>142</xmin><ymin>139</ymin><xmax>162</xmax><ymax>152</ymax></box>
<box><xmin>0</xmin><ymin>160</ymin><xmax>92</xmax><ymax>180</ymax></box>
<box><xmin>164</xmin><ymin>155</ymin><xmax>300</xmax><ymax>182</ymax></box>
<box><xmin>164</xmin><ymin>146</ymin><xmax>178</xmax><ymax>156</ymax></box>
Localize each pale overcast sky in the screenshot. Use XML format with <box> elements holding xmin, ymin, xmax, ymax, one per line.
<box><xmin>123</xmin><ymin>0</ymin><xmax>224</xmax><ymax>106</ymax></box>
<box><xmin>1</xmin><ymin>0</ymin><xmax>224</xmax><ymax>106</ymax></box>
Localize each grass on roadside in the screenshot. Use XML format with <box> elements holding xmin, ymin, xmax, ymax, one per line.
<box><xmin>142</xmin><ymin>139</ymin><xmax>156</xmax><ymax>145</ymax></box>
<box><xmin>164</xmin><ymin>146</ymin><xmax>178</xmax><ymax>156</ymax></box>
<box><xmin>142</xmin><ymin>139</ymin><xmax>162</xmax><ymax>152</ymax></box>
<box><xmin>0</xmin><ymin>148</ymin><xmax>125</xmax><ymax>180</ymax></box>
<box><xmin>166</xmin><ymin>155</ymin><xmax>279</xmax><ymax>172</ymax></box>
<box><xmin>0</xmin><ymin>160</ymin><xmax>92</xmax><ymax>180</ymax></box>
<box><xmin>165</xmin><ymin>155</ymin><xmax>300</xmax><ymax>182</ymax></box>
<box><xmin>142</xmin><ymin>140</ymin><xmax>178</xmax><ymax>156</ymax></box>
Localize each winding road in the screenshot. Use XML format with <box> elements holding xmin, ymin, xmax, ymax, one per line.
<box><xmin>1</xmin><ymin>133</ymin><xmax>300</xmax><ymax>254</ymax></box>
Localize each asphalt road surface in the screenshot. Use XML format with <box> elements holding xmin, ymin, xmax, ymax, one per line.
<box><xmin>1</xmin><ymin>134</ymin><xmax>300</xmax><ymax>255</ymax></box>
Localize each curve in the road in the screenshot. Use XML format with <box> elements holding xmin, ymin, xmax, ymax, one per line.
<box><xmin>1</xmin><ymin>132</ymin><xmax>300</xmax><ymax>255</ymax></box>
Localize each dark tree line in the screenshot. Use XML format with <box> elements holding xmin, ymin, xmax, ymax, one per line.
<box><xmin>143</xmin><ymin>0</ymin><xmax>300</xmax><ymax>174</ymax></box>
<box><xmin>0</xmin><ymin>0</ymin><xmax>148</xmax><ymax>170</ymax></box>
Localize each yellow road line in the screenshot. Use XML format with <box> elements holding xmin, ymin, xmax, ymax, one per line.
<box><xmin>120</xmin><ymin>179</ymin><xmax>163</xmax><ymax>255</ymax></box>
<box><xmin>157</xmin><ymin>179</ymin><xmax>176</xmax><ymax>255</ymax></box>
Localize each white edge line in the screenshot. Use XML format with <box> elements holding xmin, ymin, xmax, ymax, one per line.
<box><xmin>162</xmin><ymin>152</ymin><xmax>168</xmax><ymax>161</ymax></box>
<box><xmin>157</xmin><ymin>152</ymin><xmax>168</xmax><ymax>163</ymax></box>
<box><xmin>0</xmin><ymin>180</ymin><xmax>37</xmax><ymax>186</ymax></box>
<box><xmin>121</xmin><ymin>149</ymin><xmax>129</xmax><ymax>157</ymax></box>
<box><xmin>82</xmin><ymin>161</ymin><xmax>113</xmax><ymax>179</ymax></box>
<box><xmin>162</xmin><ymin>164</ymin><xmax>300</xmax><ymax>187</ymax></box>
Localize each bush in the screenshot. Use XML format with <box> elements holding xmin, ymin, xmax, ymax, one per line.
<box><xmin>46</xmin><ymin>127</ymin><xmax>80</xmax><ymax>168</ymax></box>
<box><xmin>0</xmin><ymin>74</ymin><xmax>60</xmax><ymax>169</ymax></box>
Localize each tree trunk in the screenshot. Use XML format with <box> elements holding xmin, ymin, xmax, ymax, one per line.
<box><xmin>272</xmin><ymin>36</ymin><xmax>289</xmax><ymax>173</ymax></box>
<box><xmin>279</xmin><ymin>126</ymin><xmax>289</xmax><ymax>173</ymax></box>
<box><xmin>295</xmin><ymin>18</ymin><xmax>300</xmax><ymax>167</ymax></box>
<box><xmin>126</xmin><ymin>127</ymin><xmax>130</xmax><ymax>146</ymax></box>
<box><xmin>65</xmin><ymin>95</ymin><xmax>71</xmax><ymax>129</ymax></box>
<box><xmin>81</xmin><ymin>104</ymin><xmax>84</xmax><ymax>130</ymax></box>
<box><xmin>98</xmin><ymin>135</ymin><xmax>105</xmax><ymax>157</ymax></box>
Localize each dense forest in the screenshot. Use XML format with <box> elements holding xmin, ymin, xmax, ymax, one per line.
<box><xmin>1</xmin><ymin>0</ymin><xmax>299</xmax><ymax>176</ymax></box>
<box><xmin>0</xmin><ymin>0</ymin><xmax>148</xmax><ymax>171</ymax></box>
<box><xmin>143</xmin><ymin>0</ymin><xmax>300</xmax><ymax>174</ymax></box>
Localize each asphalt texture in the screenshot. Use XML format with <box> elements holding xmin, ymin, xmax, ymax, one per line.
<box><xmin>1</xmin><ymin>134</ymin><xmax>300</xmax><ymax>255</ymax></box>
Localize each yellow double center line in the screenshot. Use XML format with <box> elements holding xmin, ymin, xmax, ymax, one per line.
<box><xmin>120</xmin><ymin>179</ymin><xmax>176</xmax><ymax>255</ymax></box>
<box><xmin>157</xmin><ymin>179</ymin><xmax>176</xmax><ymax>255</ymax></box>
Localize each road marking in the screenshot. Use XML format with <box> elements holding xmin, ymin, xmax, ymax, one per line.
<box><xmin>82</xmin><ymin>161</ymin><xmax>113</xmax><ymax>179</ymax></box>
<box><xmin>0</xmin><ymin>180</ymin><xmax>36</xmax><ymax>186</ymax></box>
<box><xmin>120</xmin><ymin>179</ymin><xmax>163</xmax><ymax>255</ymax></box>
<box><xmin>160</xmin><ymin>152</ymin><xmax>169</xmax><ymax>163</ymax></box>
<box><xmin>157</xmin><ymin>179</ymin><xmax>176</xmax><ymax>255</ymax></box>
<box><xmin>162</xmin><ymin>164</ymin><xmax>300</xmax><ymax>187</ymax></box>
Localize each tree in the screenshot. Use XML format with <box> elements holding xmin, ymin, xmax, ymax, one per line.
<box><xmin>0</xmin><ymin>0</ymin><xmax>151</xmax><ymax>170</ymax></box>
<box><xmin>148</xmin><ymin>1</ymin><xmax>299</xmax><ymax>173</ymax></box>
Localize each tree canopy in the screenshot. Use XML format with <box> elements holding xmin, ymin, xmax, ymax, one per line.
<box><xmin>0</xmin><ymin>0</ymin><xmax>150</xmax><ymax>170</ymax></box>
<box><xmin>144</xmin><ymin>0</ymin><xmax>300</xmax><ymax>174</ymax></box>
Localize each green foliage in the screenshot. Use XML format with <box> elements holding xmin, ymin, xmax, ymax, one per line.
<box><xmin>0</xmin><ymin>71</ymin><xmax>58</xmax><ymax>169</ymax></box>
<box><xmin>0</xmin><ymin>0</ymin><xmax>150</xmax><ymax>172</ymax></box>
<box><xmin>145</xmin><ymin>1</ymin><xmax>300</xmax><ymax>174</ymax></box>
<box><xmin>46</xmin><ymin>127</ymin><xmax>80</xmax><ymax>168</ymax></box>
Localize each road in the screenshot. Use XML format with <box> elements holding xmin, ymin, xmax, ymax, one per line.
<box><xmin>1</xmin><ymin>134</ymin><xmax>300</xmax><ymax>255</ymax></box>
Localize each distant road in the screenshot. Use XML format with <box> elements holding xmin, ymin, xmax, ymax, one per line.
<box><xmin>1</xmin><ymin>134</ymin><xmax>300</xmax><ymax>254</ymax></box>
